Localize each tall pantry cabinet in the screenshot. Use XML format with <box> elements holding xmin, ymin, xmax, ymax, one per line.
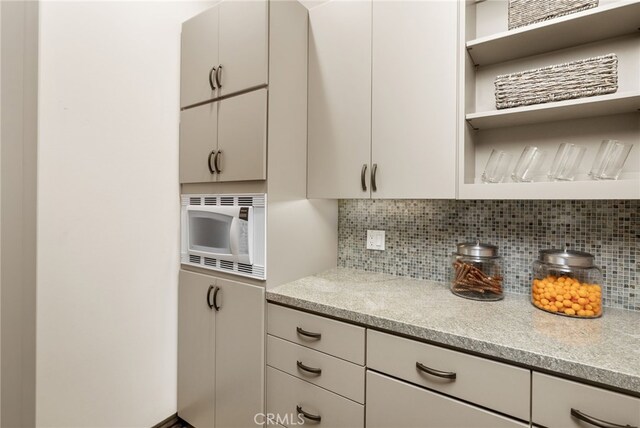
<box><xmin>307</xmin><ymin>0</ymin><xmax>458</xmax><ymax>199</ymax></box>
<box><xmin>177</xmin><ymin>1</ymin><xmax>338</xmax><ymax>427</ymax></box>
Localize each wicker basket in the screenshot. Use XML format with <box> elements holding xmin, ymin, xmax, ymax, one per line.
<box><xmin>494</xmin><ymin>54</ymin><xmax>618</xmax><ymax>110</ymax></box>
<box><xmin>508</xmin><ymin>0</ymin><xmax>598</xmax><ymax>30</ymax></box>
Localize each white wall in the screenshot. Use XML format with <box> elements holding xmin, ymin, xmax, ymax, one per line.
<box><xmin>37</xmin><ymin>2</ymin><xmax>213</xmax><ymax>426</ymax></box>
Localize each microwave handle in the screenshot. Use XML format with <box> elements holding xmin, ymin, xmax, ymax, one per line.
<box><xmin>229</xmin><ymin>216</ymin><xmax>240</xmax><ymax>258</ymax></box>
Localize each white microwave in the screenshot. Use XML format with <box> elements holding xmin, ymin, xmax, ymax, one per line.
<box><xmin>181</xmin><ymin>193</ymin><xmax>266</xmax><ymax>280</ymax></box>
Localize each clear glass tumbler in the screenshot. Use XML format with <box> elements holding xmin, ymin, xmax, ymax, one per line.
<box><xmin>548</xmin><ymin>143</ymin><xmax>586</xmax><ymax>181</ymax></box>
<box><xmin>481</xmin><ymin>150</ymin><xmax>512</xmax><ymax>184</ymax></box>
<box><xmin>589</xmin><ymin>140</ymin><xmax>634</xmax><ymax>180</ymax></box>
<box><xmin>512</xmin><ymin>146</ymin><xmax>546</xmax><ymax>182</ymax></box>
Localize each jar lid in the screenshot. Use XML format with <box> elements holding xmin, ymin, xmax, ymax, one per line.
<box><xmin>538</xmin><ymin>249</ymin><xmax>595</xmax><ymax>268</ymax></box>
<box><xmin>456</xmin><ymin>242</ymin><xmax>498</xmax><ymax>257</ymax></box>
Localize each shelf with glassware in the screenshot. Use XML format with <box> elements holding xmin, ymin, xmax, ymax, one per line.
<box><xmin>458</xmin><ymin>1</ymin><xmax>640</xmax><ymax>200</ymax></box>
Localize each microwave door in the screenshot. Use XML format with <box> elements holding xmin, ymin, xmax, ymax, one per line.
<box><xmin>187</xmin><ymin>209</ymin><xmax>234</xmax><ymax>259</ymax></box>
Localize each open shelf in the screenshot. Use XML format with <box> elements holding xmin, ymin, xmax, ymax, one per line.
<box><xmin>466</xmin><ymin>92</ymin><xmax>640</xmax><ymax>130</ymax></box>
<box><xmin>459</xmin><ymin>175</ymin><xmax>640</xmax><ymax>200</ymax></box>
<box><xmin>460</xmin><ymin>1</ymin><xmax>640</xmax><ymax>200</ymax></box>
<box><xmin>466</xmin><ymin>1</ymin><xmax>640</xmax><ymax>66</ymax></box>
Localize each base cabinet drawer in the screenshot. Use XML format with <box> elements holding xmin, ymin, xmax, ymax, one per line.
<box><xmin>367</xmin><ymin>329</ymin><xmax>530</xmax><ymax>421</ymax></box>
<box><xmin>267</xmin><ymin>335</ymin><xmax>365</xmax><ymax>403</ymax></box>
<box><xmin>267</xmin><ymin>304</ymin><xmax>365</xmax><ymax>364</ymax></box>
<box><xmin>532</xmin><ymin>372</ymin><xmax>640</xmax><ymax>428</ymax></box>
<box><xmin>366</xmin><ymin>371</ymin><xmax>528</xmax><ymax>428</ymax></box>
<box><xmin>266</xmin><ymin>367</ymin><xmax>364</xmax><ymax>428</ymax></box>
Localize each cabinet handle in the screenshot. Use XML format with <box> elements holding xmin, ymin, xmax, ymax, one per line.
<box><xmin>207</xmin><ymin>150</ymin><xmax>216</xmax><ymax>174</ymax></box>
<box><xmin>212</xmin><ymin>286</ymin><xmax>221</xmax><ymax>311</ymax></box>
<box><xmin>215</xmin><ymin>64</ymin><xmax>223</xmax><ymax>88</ymax></box>
<box><xmin>416</xmin><ymin>362</ymin><xmax>457</xmax><ymax>380</ymax></box>
<box><xmin>296</xmin><ymin>405</ymin><xmax>321</xmax><ymax>423</ymax></box>
<box><xmin>296</xmin><ymin>326</ymin><xmax>321</xmax><ymax>340</ymax></box>
<box><xmin>208</xmin><ymin>66</ymin><xmax>217</xmax><ymax>90</ymax></box>
<box><xmin>296</xmin><ymin>360</ymin><xmax>322</xmax><ymax>376</ymax></box>
<box><xmin>571</xmin><ymin>408</ymin><xmax>637</xmax><ymax>428</ymax></box>
<box><xmin>361</xmin><ymin>164</ymin><xmax>368</xmax><ymax>191</ymax></box>
<box><xmin>371</xmin><ymin>163</ymin><xmax>378</xmax><ymax>192</ymax></box>
<box><xmin>206</xmin><ymin>285</ymin><xmax>215</xmax><ymax>309</ymax></box>
<box><xmin>214</xmin><ymin>150</ymin><xmax>222</xmax><ymax>174</ymax></box>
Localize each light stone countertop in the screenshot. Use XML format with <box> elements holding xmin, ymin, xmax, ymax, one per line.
<box><xmin>266</xmin><ymin>268</ymin><xmax>640</xmax><ymax>396</ymax></box>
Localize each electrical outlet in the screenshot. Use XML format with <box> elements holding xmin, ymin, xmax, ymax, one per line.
<box><xmin>366</xmin><ymin>230</ymin><xmax>385</xmax><ymax>251</ymax></box>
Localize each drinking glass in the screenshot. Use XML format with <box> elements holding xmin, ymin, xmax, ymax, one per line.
<box><xmin>548</xmin><ymin>143</ymin><xmax>586</xmax><ymax>181</ymax></box>
<box><xmin>511</xmin><ymin>146</ymin><xmax>546</xmax><ymax>182</ymax></box>
<box><xmin>481</xmin><ymin>150</ymin><xmax>512</xmax><ymax>184</ymax></box>
<box><xmin>589</xmin><ymin>140</ymin><xmax>634</xmax><ymax>180</ymax></box>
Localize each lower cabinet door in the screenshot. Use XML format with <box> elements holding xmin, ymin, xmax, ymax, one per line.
<box><xmin>267</xmin><ymin>366</ymin><xmax>364</xmax><ymax>428</ymax></box>
<box><xmin>177</xmin><ymin>270</ymin><xmax>216</xmax><ymax>428</ymax></box>
<box><xmin>366</xmin><ymin>371</ymin><xmax>528</xmax><ymax>428</ymax></box>
<box><xmin>215</xmin><ymin>278</ymin><xmax>265</xmax><ymax>428</ymax></box>
<box><xmin>532</xmin><ymin>372</ymin><xmax>640</xmax><ymax>428</ymax></box>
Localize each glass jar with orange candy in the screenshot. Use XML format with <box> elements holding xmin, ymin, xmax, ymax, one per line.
<box><xmin>531</xmin><ymin>250</ymin><xmax>603</xmax><ymax>318</ymax></box>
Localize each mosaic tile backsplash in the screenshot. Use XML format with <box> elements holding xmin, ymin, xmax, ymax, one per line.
<box><xmin>338</xmin><ymin>200</ymin><xmax>639</xmax><ymax>311</ymax></box>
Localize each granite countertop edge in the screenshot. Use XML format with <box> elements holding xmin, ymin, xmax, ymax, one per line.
<box><xmin>266</xmin><ymin>272</ymin><xmax>640</xmax><ymax>396</ymax></box>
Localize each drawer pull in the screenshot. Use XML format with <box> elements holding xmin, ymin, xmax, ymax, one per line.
<box><xmin>416</xmin><ymin>362</ymin><xmax>457</xmax><ymax>380</ymax></box>
<box><xmin>296</xmin><ymin>405</ymin><xmax>321</xmax><ymax>423</ymax></box>
<box><xmin>571</xmin><ymin>408</ymin><xmax>637</xmax><ymax>428</ymax></box>
<box><xmin>296</xmin><ymin>326</ymin><xmax>322</xmax><ymax>340</ymax></box>
<box><xmin>296</xmin><ymin>360</ymin><xmax>322</xmax><ymax>376</ymax></box>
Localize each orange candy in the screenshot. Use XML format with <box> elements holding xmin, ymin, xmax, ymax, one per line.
<box><xmin>532</xmin><ymin>275</ymin><xmax>601</xmax><ymax>318</ymax></box>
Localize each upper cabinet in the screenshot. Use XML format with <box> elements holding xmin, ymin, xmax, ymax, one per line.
<box><xmin>180</xmin><ymin>0</ymin><xmax>268</xmax><ymax>185</ymax></box>
<box><xmin>180</xmin><ymin>0</ymin><xmax>268</xmax><ymax>108</ymax></box>
<box><xmin>371</xmin><ymin>1</ymin><xmax>457</xmax><ymax>199</ymax></box>
<box><xmin>460</xmin><ymin>1</ymin><xmax>640</xmax><ymax>200</ymax></box>
<box><xmin>180</xmin><ymin>88</ymin><xmax>267</xmax><ymax>183</ymax></box>
<box><xmin>307</xmin><ymin>0</ymin><xmax>458</xmax><ymax>199</ymax></box>
<box><xmin>307</xmin><ymin>0</ymin><xmax>372</xmax><ymax>199</ymax></box>
<box><xmin>217</xmin><ymin>0</ymin><xmax>268</xmax><ymax>98</ymax></box>
<box><xmin>181</xmin><ymin>6</ymin><xmax>220</xmax><ymax>109</ymax></box>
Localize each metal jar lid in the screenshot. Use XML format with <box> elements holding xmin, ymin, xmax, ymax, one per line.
<box><xmin>538</xmin><ymin>249</ymin><xmax>595</xmax><ymax>268</ymax></box>
<box><xmin>456</xmin><ymin>242</ymin><xmax>498</xmax><ymax>258</ymax></box>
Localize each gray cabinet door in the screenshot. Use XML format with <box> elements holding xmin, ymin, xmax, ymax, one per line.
<box><xmin>307</xmin><ymin>0</ymin><xmax>372</xmax><ymax>199</ymax></box>
<box><xmin>218</xmin><ymin>0</ymin><xmax>268</xmax><ymax>97</ymax></box>
<box><xmin>216</xmin><ymin>89</ymin><xmax>267</xmax><ymax>182</ymax></box>
<box><xmin>371</xmin><ymin>0</ymin><xmax>457</xmax><ymax>199</ymax></box>
<box><xmin>181</xmin><ymin>6</ymin><xmax>219</xmax><ymax>108</ymax></box>
<box><xmin>180</xmin><ymin>102</ymin><xmax>218</xmax><ymax>184</ymax></box>
<box><xmin>366</xmin><ymin>371</ymin><xmax>528</xmax><ymax>428</ymax></box>
<box><xmin>214</xmin><ymin>278</ymin><xmax>265</xmax><ymax>428</ymax></box>
<box><xmin>177</xmin><ymin>270</ymin><xmax>216</xmax><ymax>428</ymax></box>
<box><xmin>532</xmin><ymin>372</ymin><xmax>640</xmax><ymax>428</ymax></box>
